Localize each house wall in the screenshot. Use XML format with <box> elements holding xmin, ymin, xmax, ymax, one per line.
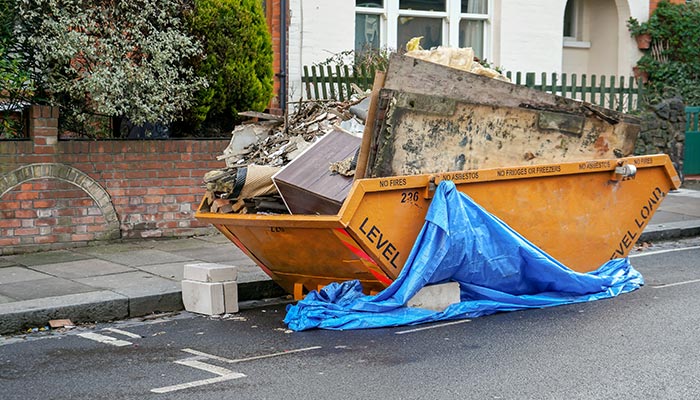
<box><xmin>616</xmin><ymin>0</ymin><xmax>643</xmax><ymax>77</ymax></box>
<box><xmin>288</xmin><ymin>0</ymin><xmax>355</xmax><ymax>104</ymax></box>
<box><xmin>585</xmin><ymin>0</ymin><xmax>620</xmax><ymax>76</ymax></box>
<box><xmin>558</xmin><ymin>0</ymin><xmax>687</xmax><ymax>79</ymax></box>
<box><xmin>497</xmin><ymin>0</ymin><xmax>565</xmax><ymax>74</ymax></box>
<box><xmin>497</xmin><ymin>0</ymin><xmax>648</xmax><ymax>77</ymax></box>
<box><xmin>0</xmin><ymin>106</ymin><xmax>228</xmax><ymax>255</ymax></box>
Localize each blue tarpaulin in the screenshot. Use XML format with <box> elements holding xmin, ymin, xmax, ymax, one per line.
<box><xmin>284</xmin><ymin>181</ymin><xmax>644</xmax><ymax>331</ymax></box>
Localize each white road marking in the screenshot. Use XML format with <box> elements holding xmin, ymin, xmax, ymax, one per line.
<box><xmin>395</xmin><ymin>319</ymin><xmax>471</xmax><ymax>335</ymax></box>
<box><xmin>630</xmin><ymin>246</ymin><xmax>700</xmax><ymax>258</ymax></box>
<box><xmin>151</xmin><ymin>346</ymin><xmax>322</xmax><ymax>394</ymax></box>
<box><xmin>181</xmin><ymin>346</ymin><xmax>322</xmax><ymax>364</ymax></box>
<box><xmin>77</xmin><ymin>332</ymin><xmax>132</xmax><ymax>347</ymax></box>
<box><xmin>151</xmin><ymin>373</ymin><xmax>245</xmax><ymax>394</ymax></box>
<box><xmin>175</xmin><ymin>358</ymin><xmax>240</xmax><ymax>376</ymax></box>
<box><xmin>180</xmin><ymin>348</ymin><xmax>236</xmax><ymax>363</ymax></box>
<box><xmin>103</xmin><ymin>328</ymin><xmax>142</xmax><ymax>339</ymax></box>
<box><xmin>652</xmin><ymin>278</ymin><xmax>700</xmax><ymax>289</ymax></box>
<box><xmin>152</xmin><ymin>358</ymin><xmax>246</xmax><ymax>393</ymax></box>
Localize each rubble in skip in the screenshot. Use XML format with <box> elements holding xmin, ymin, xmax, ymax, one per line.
<box><xmin>201</xmin><ymin>98</ymin><xmax>368</xmax><ymax>214</ymax></box>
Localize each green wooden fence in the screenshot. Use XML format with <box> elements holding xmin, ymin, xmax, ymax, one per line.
<box><xmin>301</xmin><ymin>66</ymin><xmax>646</xmax><ymax>113</ymax></box>
<box><xmin>302</xmin><ymin>65</ymin><xmax>379</xmax><ymax>102</ymax></box>
<box><xmin>685</xmin><ymin>106</ymin><xmax>700</xmax><ymax>175</ymax></box>
<box><xmin>505</xmin><ymin>72</ymin><xmax>645</xmax><ymax>113</ymax></box>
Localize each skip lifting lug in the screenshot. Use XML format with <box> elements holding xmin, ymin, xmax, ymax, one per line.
<box><xmin>612</xmin><ymin>161</ymin><xmax>637</xmax><ymax>182</ymax></box>
<box><xmin>425</xmin><ymin>176</ymin><xmax>437</xmax><ymax>199</ymax></box>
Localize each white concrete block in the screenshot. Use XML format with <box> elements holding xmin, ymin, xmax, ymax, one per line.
<box><xmin>223</xmin><ymin>281</ymin><xmax>239</xmax><ymax>314</ymax></box>
<box><xmin>407</xmin><ymin>282</ymin><xmax>461</xmax><ymax>312</ymax></box>
<box><xmin>183</xmin><ymin>263</ymin><xmax>238</xmax><ymax>283</ymax></box>
<box><xmin>182</xmin><ymin>280</ymin><xmax>225</xmax><ymax>315</ymax></box>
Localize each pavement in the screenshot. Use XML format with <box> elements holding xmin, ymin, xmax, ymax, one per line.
<box><xmin>1</xmin><ymin>185</ymin><xmax>699</xmax><ymax>335</ymax></box>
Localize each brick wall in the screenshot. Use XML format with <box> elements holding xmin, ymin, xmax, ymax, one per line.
<box><xmin>0</xmin><ymin>179</ymin><xmax>109</xmax><ymax>247</ymax></box>
<box><xmin>0</xmin><ymin>105</ymin><xmax>230</xmax><ymax>255</ymax></box>
<box><xmin>649</xmin><ymin>0</ymin><xmax>685</xmax><ymax>15</ymax></box>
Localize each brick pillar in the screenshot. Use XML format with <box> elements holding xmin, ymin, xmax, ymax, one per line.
<box><xmin>29</xmin><ymin>105</ymin><xmax>59</xmax><ymax>154</ymax></box>
<box><xmin>265</xmin><ymin>0</ymin><xmax>284</xmax><ymax>115</ymax></box>
<box><xmin>650</xmin><ymin>0</ymin><xmax>685</xmax><ymax>15</ymax></box>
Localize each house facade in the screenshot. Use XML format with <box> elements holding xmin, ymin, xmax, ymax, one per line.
<box><xmin>264</xmin><ymin>0</ymin><xmax>684</xmax><ymax>109</ymax></box>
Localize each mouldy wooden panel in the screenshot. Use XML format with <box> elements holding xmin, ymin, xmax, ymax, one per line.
<box><xmin>368</xmin><ymin>89</ymin><xmax>640</xmax><ymax>177</ymax></box>
<box><xmin>366</xmin><ymin>54</ymin><xmax>641</xmax><ymax>177</ymax></box>
<box><xmin>273</xmin><ymin>128</ymin><xmax>360</xmax><ymax>215</ymax></box>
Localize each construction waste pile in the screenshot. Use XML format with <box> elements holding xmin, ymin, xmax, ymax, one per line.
<box><xmin>200</xmin><ymin>44</ymin><xmax>640</xmax><ymax>216</ymax></box>
<box><xmin>202</xmin><ymin>98</ymin><xmax>368</xmax><ymax>214</ymax></box>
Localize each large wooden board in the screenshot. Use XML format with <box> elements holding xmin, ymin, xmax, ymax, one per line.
<box><xmin>367</xmin><ymin>54</ymin><xmax>641</xmax><ymax>177</ymax></box>
<box><xmin>368</xmin><ymin>89</ymin><xmax>639</xmax><ymax>177</ymax></box>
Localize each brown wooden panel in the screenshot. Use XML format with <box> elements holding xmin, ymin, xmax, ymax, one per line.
<box><xmin>273</xmin><ymin>128</ymin><xmax>360</xmax><ymax>215</ymax></box>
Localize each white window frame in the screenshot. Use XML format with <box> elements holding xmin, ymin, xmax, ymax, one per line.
<box><xmin>451</xmin><ymin>1</ymin><xmax>491</xmax><ymax>59</ymax></box>
<box><xmin>355</xmin><ymin>0</ymin><xmax>492</xmax><ymax>60</ymax></box>
<box><xmin>356</xmin><ymin>3</ymin><xmax>388</xmax><ymax>50</ymax></box>
<box><xmin>563</xmin><ymin>0</ymin><xmax>590</xmax><ymax>48</ymax></box>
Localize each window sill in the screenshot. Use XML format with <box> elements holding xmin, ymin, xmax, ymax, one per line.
<box><xmin>563</xmin><ymin>40</ymin><xmax>591</xmax><ymax>49</ymax></box>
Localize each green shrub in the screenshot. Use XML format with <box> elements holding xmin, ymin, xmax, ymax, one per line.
<box><xmin>180</xmin><ymin>0</ymin><xmax>273</xmax><ymax>136</ymax></box>
<box><xmin>0</xmin><ymin>0</ymin><xmax>15</xmax><ymax>45</ymax></box>
<box><xmin>1</xmin><ymin>0</ymin><xmax>33</xmax><ymax>138</ymax></box>
<box><xmin>15</xmin><ymin>0</ymin><xmax>205</xmax><ymax>136</ymax></box>
<box><xmin>633</xmin><ymin>1</ymin><xmax>700</xmax><ymax>105</ymax></box>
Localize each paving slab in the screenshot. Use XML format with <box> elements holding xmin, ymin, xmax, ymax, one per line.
<box><xmin>237</xmin><ymin>265</ymin><xmax>274</xmax><ymax>283</ymax></box>
<box><xmin>27</xmin><ymin>259</ymin><xmax>136</xmax><ymax>279</ymax></box>
<box><xmin>655</xmin><ymin>198</ymin><xmax>700</xmax><ymax>218</ymax></box>
<box><xmin>91</xmin><ymin>249</ymin><xmax>194</xmax><ymax>267</ymax></box>
<box><xmin>74</xmin><ymin>271</ymin><xmax>183</xmax><ymax>318</ymax></box>
<box><xmin>136</xmin><ymin>262</ymin><xmax>185</xmax><ymax>281</ymax></box>
<box><xmin>649</xmin><ymin>210</ymin><xmax>695</xmax><ymax>224</ymax></box>
<box><xmin>0</xmin><ymin>277</ymin><xmax>97</xmax><ymax>301</ymax></box>
<box><xmin>6</xmin><ymin>250</ymin><xmax>92</xmax><ymax>266</ymax></box>
<box><xmin>143</xmin><ymin>237</ymin><xmax>223</xmax><ymax>252</ymax></box>
<box><xmin>72</xmin><ymin>242</ymin><xmax>150</xmax><ymax>257</ymax></box>
<box><xmin>170</xmin><ymin>245</ymin><xmax>249</xmax><ymax>264</ymax></box>
<box><xmin>0</xmin><ymin>294</ymin><xmax>15</xmax><ymax>304</ymax></box>
<box><xmin>74</xmin><ymin>271</ymin><xmax>181</xmax><ymax>293</ymax></box>
<box><xmin>673</xmin><ymin>188</ymin><xmax>700</xmax><ymax>198</ymax></box>
<box><xmin>0</xmin><ymin>267</ymin><xmax>53</xmax><ymax>284</ymax></box>
<box><xmin>194</xmin><ymin>234</ymin><xmax>231</xmax><ymax>244</ymax></box>
<box><xmin>0</xmin><ymin>259</ymin><xmax>18</xmax><ymax>268</ymax></box>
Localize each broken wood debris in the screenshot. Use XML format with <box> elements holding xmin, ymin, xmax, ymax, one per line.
<box><xmin>223</xmin><ymin>100</ymin><xmax>362</xmax><ymax>168</ymax></box>
<box><xmin>237</xmin><ymin>110</ymin><xmax>284</xmax><ymax>122</ymax></box>
<box><xmin>202</xmin><ymin>98</ymin><xmax>367</xmax><ymax>214</ymax></box>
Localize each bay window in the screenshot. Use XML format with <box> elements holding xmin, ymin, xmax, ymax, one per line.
<box><xmin>355</xmin><ymin>0</ymin><xmax>491</xmax><ymax>59</ymax></box>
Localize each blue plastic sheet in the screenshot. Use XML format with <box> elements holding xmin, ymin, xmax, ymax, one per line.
<box><xmin>284</xmin><ymin>180</ymin><xmax>644</xmax><ymax>331</ymax></box>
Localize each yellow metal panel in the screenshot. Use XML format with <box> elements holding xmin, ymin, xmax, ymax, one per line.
<box><xmin>197</xmin><ymin>154</ymin><xmax>680</xmax><ymax>296</ymax></box>
<box><xmin>344</xmin><ymin>155</ymin><xmax>679</xmax><ymax>278</ymax></box>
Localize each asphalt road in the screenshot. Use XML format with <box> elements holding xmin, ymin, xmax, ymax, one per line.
<box><xmin>1</xmin><ymin>238</ymin><xmax>699</xmax><ymax>400</ymax></box>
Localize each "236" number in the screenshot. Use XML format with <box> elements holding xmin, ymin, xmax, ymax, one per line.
<box><xmin>401</xmin><ymin>191</ymin><xmax>419</xmax><ymax>203</ymax></box>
